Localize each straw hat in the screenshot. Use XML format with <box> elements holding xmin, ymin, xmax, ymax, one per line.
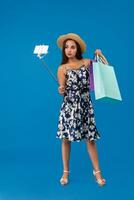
<box><xmin>57</xmin><ymin>33</ymin><xmax>86</xmax><ymax>53</ymax></box>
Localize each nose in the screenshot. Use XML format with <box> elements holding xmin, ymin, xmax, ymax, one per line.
<box><xmin>68</xmin><ymin>48</ymin><xmax>72</xmax><ymax>53</ymax></box>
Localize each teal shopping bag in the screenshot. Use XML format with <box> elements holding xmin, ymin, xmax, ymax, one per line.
<box><xmin>93</xmin><ymin>56</ymin><xmax>122</xmax><ymax>101</ymax></box>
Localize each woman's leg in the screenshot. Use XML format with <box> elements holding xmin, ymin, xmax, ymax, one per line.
<box><xmin>60</xmin><ymin>139</ymin><xmax>71</xmax><ymax>184</ymax></box>
<box><xmin>61</xmin><ymin>139</ymin><xmax>71</xmax><ymax>172</ymax></box>
<box><xmin>86</xmin><ymin>140</ymin><xmax>105</xmax><ymax>181</ymax></box>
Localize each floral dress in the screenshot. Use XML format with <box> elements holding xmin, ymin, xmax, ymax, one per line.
<box><xmin>56</xmin><ymin>63</ymin><xmax>100</xmax><ymax>142</ymax></box>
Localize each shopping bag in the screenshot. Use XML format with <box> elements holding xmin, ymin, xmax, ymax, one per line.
<box><xmin>89</xmin><ymin>56</ymin><xmax>103</xmax><ymax>92</ymax></box>
<box><xmin>89</xmin><ymin>60</ymin><xmax>94</xmax><ymax>91</ymax></box>
<box><xmin>93</xmin><ymin>56</ymin><xmax>122</xmax><ymax>101</ymax></box>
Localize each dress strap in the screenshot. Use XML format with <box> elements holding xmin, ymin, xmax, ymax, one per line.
<box><xmin>62</xmin><ymin>59</ymin><xmax>87</xmax><ymax>73</ymax></box>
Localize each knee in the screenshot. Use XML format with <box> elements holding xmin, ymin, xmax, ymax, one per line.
<box><xmin>87</xmin><ymin>140</ymin><xmax>95</xmax><ymax>146</ymax></box>
<box><xmin>62</xmin><ymin>139</ymin><xmax>70</xmax><ymax>145</ymax></box>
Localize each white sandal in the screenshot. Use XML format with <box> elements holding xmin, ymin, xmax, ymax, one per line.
<box><xmin>60</xmin><ymin>170</ymin><xmax>70</xmax><ymax>186</ymax></box>
<box><xmin>93</xmin><ymin>170</ymin><xmax>106</xmax><ymax>186</ymax></box>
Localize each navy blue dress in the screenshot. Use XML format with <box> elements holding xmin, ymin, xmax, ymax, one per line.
<box><xmin>56</xmin><ymin>64</ymin><xmax>100</xmax><ymax>142</ymax></box>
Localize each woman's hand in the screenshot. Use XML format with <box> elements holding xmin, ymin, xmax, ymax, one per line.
<box><xmin>94</xmin><ymin>49</ymin><xmax>109</xmax><ymax>65</ymax></box>
<box><xmin>95</xmin><ymin>49</ymin><xmax>102</xmax><ymax>56</ymax></box>
<box><xmin>58</xmin><ymin>85</ymin><xmax>65</xmax><ymax>95</ymax></box>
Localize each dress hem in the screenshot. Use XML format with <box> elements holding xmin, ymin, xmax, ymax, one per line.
<box><xmin>56</xmin><ymin>135</ymin><xmax>100</xmax><ymax>142</ymax></box>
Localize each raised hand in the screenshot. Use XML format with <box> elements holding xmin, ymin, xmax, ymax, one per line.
<box><xmin>95</xmin><ymin>49</ymin><xmax>109</xmax><ymax>65</ymax></box>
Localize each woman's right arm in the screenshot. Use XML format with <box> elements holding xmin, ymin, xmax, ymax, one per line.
<box><xmin>57</xmin><ymin>65</ymin><xmax>66</xmax><ymax>95</ymax></box>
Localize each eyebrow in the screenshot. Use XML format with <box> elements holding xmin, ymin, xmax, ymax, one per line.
<box><xmin>65</xmin><ymin>44</ymin><xmax>76</xmax><ymax>47</ymax></box>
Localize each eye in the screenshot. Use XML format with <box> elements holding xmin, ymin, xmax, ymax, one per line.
<box><xmin>71</xmin><ymin>46</ymin><xmax>76</xmax><ymax>49</ymax></box>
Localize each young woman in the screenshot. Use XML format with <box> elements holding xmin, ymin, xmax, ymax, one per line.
<box><xmin>56</xmin><ymin>33</ymin><xmax>108</xmax><ymax>186</ymax></box>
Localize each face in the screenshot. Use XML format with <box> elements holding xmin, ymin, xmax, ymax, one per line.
<box><xmin>64</xmin><ymin>40</ymin><xmax>77</xmax><ymax>59</ymax></box>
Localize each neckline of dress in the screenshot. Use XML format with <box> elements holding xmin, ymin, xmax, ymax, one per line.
<box><xmin>66</xmin><ymin>64</ymin><xmax>86</xmax><ymax>71</ymax></box>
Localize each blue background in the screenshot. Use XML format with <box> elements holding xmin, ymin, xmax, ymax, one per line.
<box><xmin>0</xmin><ymin>0</ymin><xmax>133</xmax><ymax>199</ymax></box>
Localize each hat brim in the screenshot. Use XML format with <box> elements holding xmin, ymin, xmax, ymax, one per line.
<box><xmin>57</xmin><ymin>33</ymin><xmax>86</xmax><ymax>53</ymax></box>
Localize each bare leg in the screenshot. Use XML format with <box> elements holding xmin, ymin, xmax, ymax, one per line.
<box><xmin>61</xmin><ymin>139</ymin><xmax>71</xmax><ymax>171</ymax></box>
<box><xmin>86</xmin><ymin>140</ymin><xmax>106</xmax><ymax>184</ymax></box>
<box><xmin>86</xmin><ymin>140</ymin><xmax>100</xmax><ymax>171</ymax></box>
<box><xmin>60</xmin><ymin>139</ymin><xmax>71</xmax><ymax>185</ymax></box>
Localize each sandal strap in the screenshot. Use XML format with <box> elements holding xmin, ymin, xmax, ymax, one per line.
<box><xmin>93</xmin><ymin>170</ymin><xmax>101</xmax><ymax>175</ymax></box>
<box><xmin>63</xmin><ymin>170</ymin><xmax>70</xmax><ymax>173</ymax></box>
<box><xmin>95</xmin><ymin>170</ymin><xmax>101</xmax><ymax>174</ymax></box>
<box><xmin>97</xmin><ymin>178</ymin><xmax>106</xmax><ymax>184</ymax></box>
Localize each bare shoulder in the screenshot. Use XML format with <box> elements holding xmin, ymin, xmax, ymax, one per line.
<box><xmin>59</xmin><ymin>64</ymin><xmax>67</xmax><ymax>69</ymax></box>
<box><xmin>57</xmin><ymin>64</ymin><xmax>67</xmax><ymax>75</ymax></box>
<box><xmin>83</xmin><ymin>58</ymin><xmax>91</xmax><ymax>67</ymax></box>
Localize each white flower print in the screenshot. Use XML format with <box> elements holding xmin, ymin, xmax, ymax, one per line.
<box><xmin>57</xmin><ymin>65</ymin><xmax>100</xmax><ymax>142</ymax></box>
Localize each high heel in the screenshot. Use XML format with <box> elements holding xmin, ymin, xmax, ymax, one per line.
<box><xmin>93</xmin><ymin>170</ymin><xmax>106</xmax><ymax>187</ymax></box>
<box><xmin>60</xmin><ymin>170</ymin><xmax>70</xmax><ymax>186</ymax></box>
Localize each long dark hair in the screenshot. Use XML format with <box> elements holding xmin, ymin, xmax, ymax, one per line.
<box><xmin>61</xmin><ymin>39</ymin><xmax>83</xmax><ymax>65</ymax></box>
